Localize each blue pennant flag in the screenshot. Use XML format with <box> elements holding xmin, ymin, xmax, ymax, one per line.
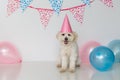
<box><xmin>81</xmin><ymin>0</ymin><xmax>90</xmax><ymax>5</ymax></box>
<box><xmin>49</xmin><ymin>0</ymin><xmax>63</xmax><ymax>14</ymax></box>
<box><xmin>20</xmin><ymin>0</ymin><xmax>33</xmax><ymax>11</ymax></box>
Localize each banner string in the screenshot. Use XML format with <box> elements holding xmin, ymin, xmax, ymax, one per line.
<box><xmin>28</xmin><ymin>0</ymin><xmax>94</xmax><ymax>11</ymax></box>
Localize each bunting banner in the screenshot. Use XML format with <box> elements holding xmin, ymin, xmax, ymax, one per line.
<box><xmin>37</xmin><ymin>9</ymin><xmax>54</xmax><ymax>27</ymax></box>
<box><xmin>100</xmin><ymin>0</ymin><xmax>113</xmax><ymax>7</ymax></box>
<box><xmin>29</xmin><ymin>3</ymin><xmax>86</xmax><ymax>27</ymax></box>
<box><xmin>7</xmin><ymin>0</ymin><xmax>20</xmax><ymax>16</ymax></box>
<box><xmin>49</xmin><ymin>0</ymin><xmax>63</xmax><ymax>14</ymax></box>
<box><xmin>6</xmin><ymin>0</ymin><xmax>113</xmax><ymax>27</ymax></box>
<box><xmin>69</xmin><ymin>6</ymin><xmax>85</xmax><ymax>23</ymax></box>
<box><xmin>20</xmin><ymin>0</ymin><xmax>33</xmax><ymax>11</ymax></box>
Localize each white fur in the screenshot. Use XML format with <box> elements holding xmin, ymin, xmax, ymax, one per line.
<box><xmin>56</xmin><ymin>32</ymin><xmax>80</xmax><ymax>72</ymax></box>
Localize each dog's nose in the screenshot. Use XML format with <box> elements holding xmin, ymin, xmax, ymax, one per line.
<box><xmin>65</xmin><ymin>37</ymin><xmax>68</xmax><ymax>41</ymax></box>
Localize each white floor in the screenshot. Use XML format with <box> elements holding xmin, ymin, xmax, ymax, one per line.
<box><xmin>0</xmin><ymin>62</ymin><xmax>119</xmax><ymax>80</ymax></box>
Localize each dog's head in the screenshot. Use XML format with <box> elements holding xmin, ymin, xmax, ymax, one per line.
<box><xmin>56</xmin><ymin>32</ymin><xmax>78</xmax><ymax>45</ymax></box>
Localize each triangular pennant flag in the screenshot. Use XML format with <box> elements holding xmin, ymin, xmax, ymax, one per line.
<box><xmin>37</xmin><ymin>9</ymin><xmax>53</xmax><ymax>27</ymax></box>
<box><xmin>69</xmin><ymin>6</ymin><xmax>85</xmax><ymax>23</ymax></box>
<box><xmin>20</xmin><ymin>0</ymin><xmax>33</xmax><ymax>11</ymax></box>
<box><xmin>81</xmin><ymin>0</ymin><xmax>90</xmax><ymax>5</ymax></box>
<box><xmin>100</xmin><ymin>0</ymin><xmax>113</xmax><ymax>7</ymax></box>
<box><xmin>7</xmin><ymin>0</ymin><xmax>20</xmax><ymax>16</ymax></box>
<box><xmin>49</xmin><ymin>0</ymin><xmax>63</xmax><ymax>14</ymax></box>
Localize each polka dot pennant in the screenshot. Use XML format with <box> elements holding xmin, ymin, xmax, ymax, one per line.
<box><xmin>49</xmin><ymin>0</ymin><xmax>63</xmax><ymax>14</ymax></box>
<box><xmin>7</xmin><ymin>0</ymin><xmax>20</xmax><ymax>16</ymax></box>
<box><xmin>37</xmin><ymin>9</ymin><xmax>54</xmax><ymax>27</ymax></box>
<box><xmin>100</xmin><ymin>0</ymin><xmax>113</xmax><ymax>7</ymax></box>
<box><xmin>20</xmin><ymin>0</ymin><xmax>33</xmax><ymax>11</ymax></box>
<box><xmin>69</xmin><ymin>5</ymin><xmax>85</xmax><ymax>23</ymax></box>
<box><xmin>81</xmin><ymin>0</ymin><xmax>90</xmax><ymax>5</ymax></box>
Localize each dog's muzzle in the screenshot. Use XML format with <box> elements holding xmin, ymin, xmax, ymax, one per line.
<box><xmin>64</xmin><ymin>37</ymin><xmax>68</xmax><ymax>44</ymax></box>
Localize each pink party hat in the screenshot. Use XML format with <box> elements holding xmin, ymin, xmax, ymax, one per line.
<box><xmin>60</xmin><ymin>14</ymin><xmax>72</xmax><ymax>33</ymax></box>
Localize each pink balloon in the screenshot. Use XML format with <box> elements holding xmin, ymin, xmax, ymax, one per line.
<box><xmin>0</xmin><ymin>42</ymin><xmax>22</xmax><ymax>64</ymax></box>
<box><xmin>79</xmin><ymin>41</ymin><xmax>101</xmax><ymax>65</ymax></box>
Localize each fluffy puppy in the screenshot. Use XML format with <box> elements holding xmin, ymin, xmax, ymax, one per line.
<box><xmin>56</xmin><ymin>32</ymin><xmax>80</xmax><ymax>72</ymax></box>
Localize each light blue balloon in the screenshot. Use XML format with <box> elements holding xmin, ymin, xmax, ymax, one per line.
<box><xmin>90</xmin><ymin>46</ymin><xmax>115</xmax><ymax>72</ymax></box>
<box><xmin>108</xmin><ymin>40</ymin><xmax>120</xmax><ymax>63</ymax></box>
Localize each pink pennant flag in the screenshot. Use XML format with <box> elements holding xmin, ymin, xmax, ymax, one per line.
<box><xmin>100</xmin><ymin>0</ymin><xmax>113</xmax><ymax>7</ymax></box>
<box><xmin>7</xmin><ymin>0</ymin><xmax>20</xmax><ymax>16</ymax></box>
<box><xmin>37</xmin><ymin>9</ymin><xmax>54</xmax><ymax>27</ymax></box>
<box><xmin>69</xmin><ymin>6</ymin><xmax>85</xmax><ymax>24</ymax></box>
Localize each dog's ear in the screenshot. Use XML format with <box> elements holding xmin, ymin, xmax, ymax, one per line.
<box><xmin>56</xmin><ymin>32</ymin><xmax>60</xmax><ymax>40</ymax></box>
<box><xmin>73</xmin><ymin>32</ymin><xmax>78</xmax><ymax>41</ymax></box>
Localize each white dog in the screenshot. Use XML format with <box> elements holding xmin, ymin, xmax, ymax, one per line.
<box><xmin>56</xmin><ymin>32</ymin><xmax>80</xmax><ymax>72</ymax></box>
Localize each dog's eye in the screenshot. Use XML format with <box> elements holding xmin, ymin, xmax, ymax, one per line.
<box><xmin>68</xmin><ymin>34</ymin><xmax>71</xmax><ymax>36</ymax></box>
<box><xmin>62</xmin><ymin>34</ymin><xmax>65</xmax><ymax>36</ymax></box>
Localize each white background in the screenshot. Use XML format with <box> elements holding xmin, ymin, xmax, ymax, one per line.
<box><xmin>0</xmin><ymin>0</ymin><xmax>120</xmax><ymax>61</ymax></box>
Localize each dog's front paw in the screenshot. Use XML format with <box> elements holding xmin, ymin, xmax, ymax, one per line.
<box><xmin>69</xmin><ymin>68</ymin><xmax>75</xmax><ymax>73</ymax></box>
<box><xmin>60</xmin><ymin>68</ymin><xmax>67</xmax><ymax>73</ymax></box>
<box><xmin>76</xmin><ymin>64</ymin><xmax>80</xmax><ymax>67</ymax></box>
<box><xmin>56</xmin><ymin>64</ymin><xmax>61</xmax><ymax>68</ymax></box>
